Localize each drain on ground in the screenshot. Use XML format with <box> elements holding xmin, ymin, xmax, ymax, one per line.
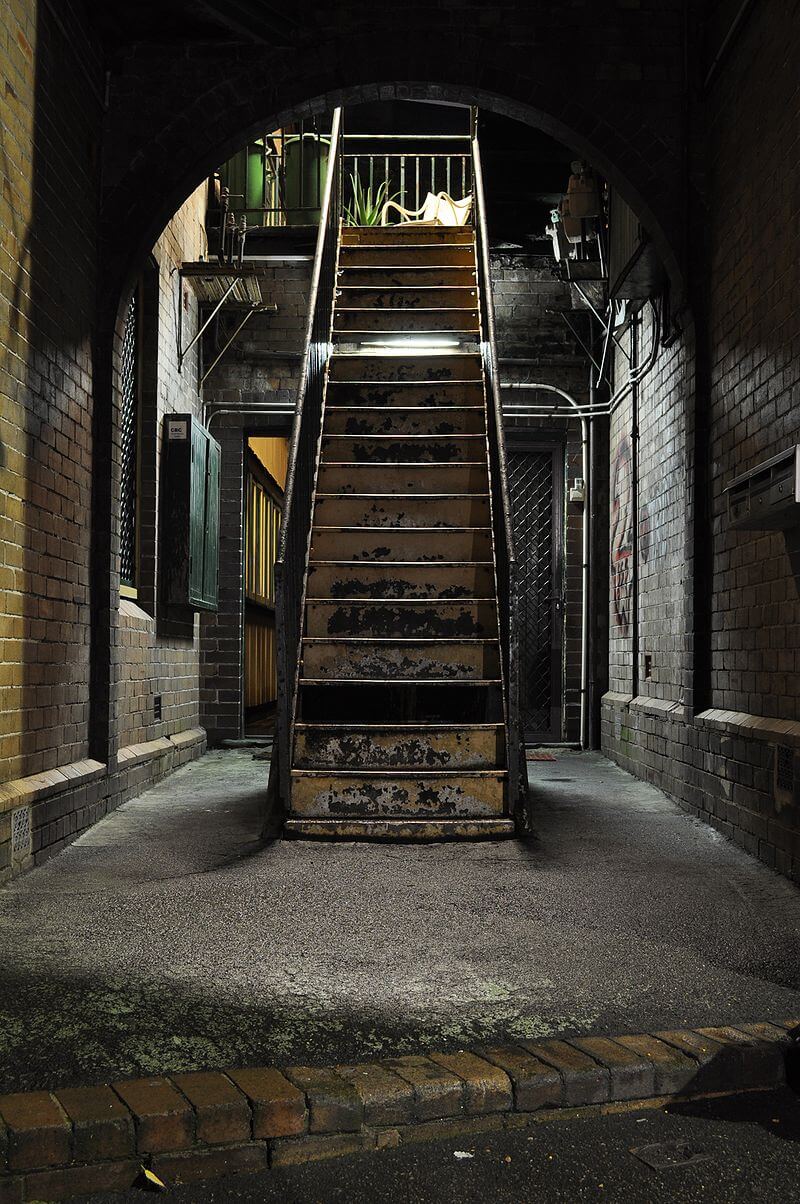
<box><xmin>630</xmin><ymin>1140</ymin><xmax>712</xmax><ymax>1170</ymax></box>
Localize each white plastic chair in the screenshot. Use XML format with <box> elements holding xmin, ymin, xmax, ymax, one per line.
<box><xmin>381</xmin><ymin>191</ymin><xmax>473</xmax><ymax>227</ymax></box>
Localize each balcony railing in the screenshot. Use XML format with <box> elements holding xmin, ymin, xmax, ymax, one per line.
<box><xmin>341</xmin><ymin>134</ymin><xmax>472</xmax><ymax>222</ymax></box>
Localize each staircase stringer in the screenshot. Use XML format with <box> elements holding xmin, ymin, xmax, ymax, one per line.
<box><xmin>471</xmin><ymin>126</ymin><xmax>530</xmax><ymax>829</ymax></box>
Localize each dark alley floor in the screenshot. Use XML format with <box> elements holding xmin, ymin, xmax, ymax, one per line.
<box><xmin>1</xmin><ymin>750</ymin><xmax>799</xmax><ymax>1093</ymax></box>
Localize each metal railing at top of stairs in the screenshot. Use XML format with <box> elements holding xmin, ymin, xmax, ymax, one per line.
<box><xmin>268</xmin><ymin>107</ymin><xmax>342</xmax><ymax>817</ymax></box>
<box><xmin>471</xmin><ymin>124</ymin><xmax>530</xmax><ymax>829</ymax></box>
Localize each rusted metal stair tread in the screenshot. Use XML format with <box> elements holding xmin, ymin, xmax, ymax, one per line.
<box><xmin>283</xmin><ymin>818</ymin><xmax>516</xmax><ymax>840</ymax></box>
<box><xmin>288</xmin><ymin>769</ymin><xmax>507</xmax><ymax>819</ymax></box>
<box><xmin>309</xmin><ymin>528</ymin><xmax>493</xmax><ymax>562</ymax></box>
<box><xmin>294</xmin><ymin>722</ymin><xmax>505</xmax><ymax>770</ymax></box>
<box><xmin>338</xmin><ymin>268</ymin><xmax>478</xmax><ymax>287</ymax></box>
<box><xmin>340</xmin><ymin>226</ymin><xmax>475</xmax><ymax>242</ymax></box>
<box><xmin>305</xmin><ymin>600</ymin><xmax>498</xmax><ymax>638</ymax></box>
<box><xmin>299</xmin><ymin>677</ymin><xmax>502</xmax><ymax>685</ymax></box>
<box><xmin>312</xmin><ymin>497</ymin><xmax>491</xmax><ymax>531</ymax></box>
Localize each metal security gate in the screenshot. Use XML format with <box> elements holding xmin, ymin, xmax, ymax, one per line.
<box><xmin>506</xmin><ymin>441</ymin><xmax>564</xmax><ymax>742</ymax></box>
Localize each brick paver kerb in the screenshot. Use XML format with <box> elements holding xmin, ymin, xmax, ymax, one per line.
<box><xmin>613</xmin><ymin>1034</ymin><xmax>698</xmax><ymax>1094</ymax></box>
<box><xmin>336</xmin><ymin>1063</ymin><xmax>415</xmax><ymax>1126</ymax></box>
<box><xmin>474</xmin><ymin>1045</ymin><xmax>562</xmax><ymax>1111</ymax></box>
<box><xmin>54</xmin><ymin>1085</ymin><xmax>134</xmax><ymax>1163</ymax></box>
<box><xmin>567</xmin><ymin>1036</ymin><xmax>655</xmax><ymax>1100</ymax></box>
<box><xmin>283</xmin><ymin>1067</ymin><xmax>363</xmax><ymax>1134</ymax></box>
<box><xmin>428</xmin><ymin>1051</ymin><xmax>513</xmax><ymax>1115</ymax></box>
<box><xmin>382</xmin><ymin>1056</ymin><xmax>463</xmax><ymax>1121</ymax></box>
<box><xmin>523</xmin><ymin>1039</ymin><xmax>610</xmax><ymax>1106</ymax></box>
<box><xmin>0</xmin><ymin>1092</ymin><xmax>71</xmax><ymax>1171</ymax></box>
<box><xmin>170</xmin><ymin>1072</ymin><xmax>251</xmax><ymax>1146</ymax></box>
<box><xmin>226</xmin><ymin>1068</ymin><xmax>306</xmax><ymax>1138</ymax></box>
<box><xmin>111</xmin><ymin>1077</ymin><xmax>194</xmax><ymax>1154</ymax></box>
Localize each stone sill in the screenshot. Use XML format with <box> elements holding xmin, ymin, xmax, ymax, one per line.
<box><xmin>0</xmin><ymin>759</ymin><xmax>106</xmax><ymax>816</ymax></box>
<box><xmin>118</xmin><ymin>728</ymin><xmax>206</xmax><ymax>769</ymax></box>
<box><xmin>601</xmin><ymin>693</ymin><xmax>687</xmax><ymax>722</ymax></box>
<box><xmin>695</xmin><ymin>709</ymin><xmax>800</xmax><ymax>748</ymax></box>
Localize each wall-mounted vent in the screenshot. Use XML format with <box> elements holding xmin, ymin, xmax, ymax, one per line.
<box><xmin>725</xmin><ymin>447</ymin><xmax>800</xmax><ymax>531</ymax></box>
<box><xmin>776</xmin><ymin>744</ymin><xmax>795</xmax><ymax>795</ymax></box>
<box><xmin>154</xmin><ymin>694</ymin><xmax>162</xmax><ymax>722</ymax></box>
<box><xmin>11</xmin><ymin>806</ymin><xmax>31</xmax><ymax>860</ymax></box>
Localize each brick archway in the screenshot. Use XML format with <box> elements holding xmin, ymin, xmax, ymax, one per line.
<box><xmin>101</xmin><ymin>10</ymin><xmax>690</xmax><ymax>318</ymax></box>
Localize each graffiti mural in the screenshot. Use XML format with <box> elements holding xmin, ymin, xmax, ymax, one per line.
<box><xmin>611</xmin><ymin>435</ymin><xmax>633</xmax><ymax>635</ymax></box>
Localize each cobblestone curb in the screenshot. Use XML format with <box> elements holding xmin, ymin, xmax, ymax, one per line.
<box><xmin>0</xmin><ymin>1019</ymin><xmax>796</xmax><ymax>1201</ymax></box>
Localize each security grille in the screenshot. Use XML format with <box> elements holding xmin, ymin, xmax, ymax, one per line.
<box><xmin>119</xmin><ymin>292</ymin><xmax>139</xmax><ymax>587</ymax></box>
<box><xmin>776</xmin><ymin>744</ymin><xmax>795</xmax><ymax>793</ymax></box>
<box><xmin>506</xmin><ymin>446</ymin><xmax>561</xmax><ymax>739</ymax></box>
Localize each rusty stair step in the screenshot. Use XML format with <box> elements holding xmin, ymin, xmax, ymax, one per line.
<box><xmin>323</xmin><ymin>406</ymin><xmax>485</xmax><ymax>435</ymax></box>
<box><xmin>306</xmin><ymin>561</ymin><xmax>496</xmax><ymax>600</ymax></box>
<box><xmin>325</xmin><ymin>381</ymin><xmax>485</xmax><ymax>407</ymax></box>
<box><xmin>288</xmin><ymin>769</ymin><xmax>507</xmax><ymax>819</ymax></box>
<box><xmin>301</xmin><ymin>637</ymin><xmax>501</xmax><ymax>681</ymax></box>
<box><xmin>339</xmin><ymin>245</ymin><xmax>476</xmax><ymax>269</ymax></box>
<box><xmin>329</xmin><ymin>353</ymin><xmax>482</xmax><ymax>383</ymax></box>
<box><xmin>339</xmin><ymin>266</ymin><xmax>478</xmax><ymax>288</ymax></box>
<box><xmin>283</xmin><ymin>818</ymin><xmax>515</xmax><ymax>839</ymax></box>
<box><xmin>309</xmin><ymin>527</ymin><xmax>493</xmax><ymax>562</ymax></box>
<box><xmin>316</xmin><ymin>463</ymin><xmax>489</xmax><ymax>495</ymax></box>
<box><xmin>340</xmin><ymin>226</ymin><xmax>475</xmax><ymax>245</ymax></box>
<box><xmin>298</xmin><ymin>678</ymin><xmax>504</xmax><ymax>725</ymax></box>
<box><xmin>334</xmin><ymin>308</ymin><xmax>479</xmax><ymax>333</ymax></box>
<box><xmin>320</xmin><ymin>434</ymin><xmax>484</xmax><ymax>463</ymax></box>
<box><xmin>294</xmin><ymin>723</ymin><xmax>504</xmax><ymax>770</ymax></box>
<box><xmin>313</xmin><ymin>494</ymin><xmax>490</xmax><ymax>529</ymax></box>
<box><xmin>336</xmin><ymin>286</ymin><xmax>479</xmax><ymax>309</ymax></box>
<box><xmin>305</xmin><ymin>599</ymin><xmax>498</xmax><ymax>638</ymax></box>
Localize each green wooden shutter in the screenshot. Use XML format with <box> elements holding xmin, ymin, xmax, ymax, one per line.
<box><xmin>188</xmin><ymin>419</ymin><xmax>208</xmax><ymax>606</ymax></box>
<box><xmin>202</xmin><ymin>435</ymin><xmax>220</xmax><ymax>607</ymax></box>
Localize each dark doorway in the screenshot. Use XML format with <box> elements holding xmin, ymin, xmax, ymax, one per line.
<box><xmin>506</xmin><ymin>439</ymin><xmax>564</xmax><ymax>742</ymax></box>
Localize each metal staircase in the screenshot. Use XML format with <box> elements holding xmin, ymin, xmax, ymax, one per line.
<box><xmin>269</xmin><ymin>109</ymin><xmax>527</xmax><ymax>840</ymax></box>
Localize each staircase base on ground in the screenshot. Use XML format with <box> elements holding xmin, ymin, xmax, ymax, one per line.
<box><xmin>283</xmin><ymin>818</ymin><xmax>517</xmax><ymax>841</ymax></box>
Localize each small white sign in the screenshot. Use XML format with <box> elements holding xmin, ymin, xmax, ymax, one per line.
<box><xmin>168</xmin><ymin>419</ymin><xmax>188</xmax><ymax>440</ymax></box>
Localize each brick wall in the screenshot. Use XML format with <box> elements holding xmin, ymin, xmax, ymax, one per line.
<box><xmin>200</xmin><ymin>259</ymin><xmax>311</xmax><ymax>743</ymax></box>
<box><xmin>116</xmin><ymin>185</ymin><xmax>208</xmax><ymax>750</ymax></box>
<box><xmin>492</xmin><ymin>252</ymin><xmax>590</xmax><ymax>744</ymax></box>
<box><xmin>602</xmin><ymin>2</ymin><xmax>800</xmax><ymax>883</ymax></box>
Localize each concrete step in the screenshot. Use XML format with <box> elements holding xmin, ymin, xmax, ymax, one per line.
<box><xmin>294</xmin><ymin>723</ymin><xmax>505</xmax><ymax>769</ymax></box>
<box><xmin>334</xmin><ymin>307</ymin><xmax>479</xmax><ymax>333</ymax></box>
<box><xmin>305</xmin><ymin>599</ymin><xmax>498</xmax><ymax>638</ymax></box>
<box><xmin>329</xmin><ymin>353</ymin><xmax>482</xmax><ymax>383</ymax></box>
<box><xmin>316</xmin><ymin>463</ymin><xmax>489</xmax><ymax>495</ymax></box>
<box><xmin>323</xmin><ymin>406</ymin><xmax>485</xmax><ymax>436</ymax></box>
<box><xmin>288</xmin><ymin>769</ymin><xmax>507</xmax><ymax>818</ymax></box>
<box><xmin>320</xmin><ymin>434</ymin><xmax>484</xmax><ymax>463</ymax></box>
<box><xmin>313</xmin><ymin>494</ymin><xmax>490</xmax><ymax>529</ymax></box>
<box><xmin>309</xmin><ymin>527</ymin><xmax>493</xmax><ymax>562</ymax></box>
<box><xmin>283</xmin><ymin>818</ymin><xmax>516</xmax><ymax>839</ymax></box>
<box><xmin>340</xmin><ymin>227</ymin><xmax>475</xmax><ymax>245</ymax></box>
<box><xmin>325</xmin><ymin>381</ymin><xmax>485</xmax><ymax>407</ymax></box>
<box><xmin>339</xmin><ymin>266</ymin><xmax>478</xmax><ymax>288</ymax></box>
<box><xmin>306</xmin><ymin>561</ymin><xmax>496</xmax><ymax>600</ymax></box>
<box><xmin>301</xmin><ymin>638</ymin><xmax>501</xmax><ymax>681</ymax></box>
<box><xmin>336</xmin><ymin>286</ymin><xmax>479</xmax><ymax>309</ymax></box>
<box><xmin>339</xmin><ymin>244</ymin><xmax>476</xmax><ymax>269</ymax></box>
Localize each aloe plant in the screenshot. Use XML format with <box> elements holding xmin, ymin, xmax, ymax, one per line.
<box><xmin>343</xmin><ymin>174</ymin><xmax>398</xmax><ymax>226</ymax></box>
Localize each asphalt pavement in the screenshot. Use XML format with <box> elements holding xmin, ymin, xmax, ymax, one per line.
<box><xmin>1</xmin><ymin>749</ymin><xmax>799</xmax><ymax>1091</ymax></box>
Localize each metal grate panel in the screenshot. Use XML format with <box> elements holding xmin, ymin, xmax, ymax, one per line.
<box><xmin>11</xmin><ymin>806</ymin><xmax>30</xmax><ymax>858</ymax></box>
<box><xmin>119</xmin><ymin>292</ymin><xmax>138</xmax><ymax>587</ymax></box>
<box><xmin>776</xmin><ymin>744</ymin><xmax>795</xmax><ymax>793</ymax></box>
<box><xmin>507</xmin><ymin>447</ymin><xmax>559</xmax><ymax>738</ymax></box>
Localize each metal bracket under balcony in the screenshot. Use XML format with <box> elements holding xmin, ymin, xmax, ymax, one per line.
<box><xmin>178</xmin><ymin>262</ymin><xmax>277</xmax><ymax>380</ymax></box>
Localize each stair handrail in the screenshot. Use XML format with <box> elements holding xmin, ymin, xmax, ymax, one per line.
<box><xmin>471</xmin><ymin>126</ymin><xmax>530</xmax><ymax>827</ymax></box>
<box><xmin>270</xmin><ymin>106</ymin><xmax>342</xmax><ymax>816</ymax></box>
